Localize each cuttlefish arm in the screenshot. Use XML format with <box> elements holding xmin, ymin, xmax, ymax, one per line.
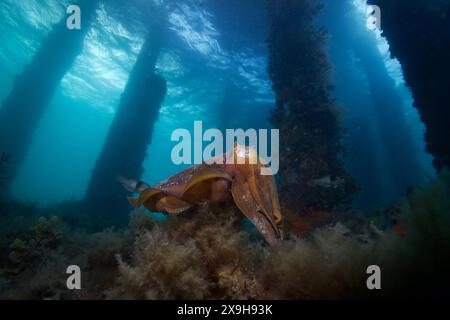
<box><xmin>227</xmin><ymin>162</ymin><xmax>284</xmax><ymax>246</ymax></box>
<box><xmin>231</xmin><ymin>178</ymin><xmax>278</xmax><ymax>245</ymax></box>
<box><xmin>251</xmin><ymin>172</ymin><xmax>284</xmax><ymax>239</ymax></box>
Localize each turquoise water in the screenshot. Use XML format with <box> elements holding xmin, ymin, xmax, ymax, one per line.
<box><xmin>0</xmin><ymin>0</ymin><xmax>434</xmax><ymax>208</ymax></box>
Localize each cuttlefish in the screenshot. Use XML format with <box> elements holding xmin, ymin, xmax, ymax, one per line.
<box><xmin>119</xmin><ymin>144</ymin><xmax>284</xmax><ymax>245</ymax></box>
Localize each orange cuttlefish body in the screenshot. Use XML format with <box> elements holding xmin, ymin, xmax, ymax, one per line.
<box><xmin>119</xmin><ymin>144</ymin><xmax>284</xmax><ymax>245</ymax></box>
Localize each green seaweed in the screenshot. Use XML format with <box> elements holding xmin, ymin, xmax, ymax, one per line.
<box><xmin>1</xmin><ymin>216</ymin><xmax>63</xmax><ymax>275</ymax></box>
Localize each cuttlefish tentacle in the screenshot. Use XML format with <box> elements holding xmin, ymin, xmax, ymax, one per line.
<box><xmin>121</xmin><ymin>145</ymin><xmax>284</xmax><ymax>245</ymax></box>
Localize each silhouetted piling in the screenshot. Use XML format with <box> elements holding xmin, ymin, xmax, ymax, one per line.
<box><xmin>371</xmin><ymin>0</ymin><xmax>450</xmax><ymax>171</ymax></box>
<box><xmin>84</xmin><ymin>27</ymin><xmax>166</xmax><ymax>223</ymax></box>
<box><xmin>328</xmin><ymin>0</ymin><xmax>426</xmax><ymax>196</ymax></box>
<box><xmin>327</xmin><ymin>34</ymin><xmax>386</xmax><ymax>209</ymax></box>
<box><xmin>0</xmin><ymin>0</ymin><xmax>99</xmax><ymax>189</ymax></box>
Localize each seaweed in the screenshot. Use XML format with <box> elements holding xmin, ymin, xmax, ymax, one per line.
<box><xmin>0</xmin><ymin>223</ymin><xmax>131</xmax><ymax>299</ymax></box>
<box><xmin>1</xmin><ymin>216</ymin><xmax>63</xmax><ymax>275</ymax></box>
<box><xmin>107</xmin><ymin>205</ymin><xmax>262</xmax><ymax>299</ymax></box>
<box><xmin>1</xmin><ymin>173</ymin><xmax>450</xmax><ymax>299</ymax></box>
<box><xmin>397</xmin><ymin>170</ymin><xmax>450</xmax><ymax>297</ymax></box>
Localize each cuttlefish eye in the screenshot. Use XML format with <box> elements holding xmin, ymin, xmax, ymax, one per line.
<box><xmin>233</xmin><ymin>144</ymin><xmax>259</xmax><ymax>164</ymax></box>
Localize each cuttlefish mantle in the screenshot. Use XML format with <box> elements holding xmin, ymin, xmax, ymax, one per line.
<box><xmin>119</xmin><ymin>145</ymin><xmax>284</xmax><ymax>246</ymax></box>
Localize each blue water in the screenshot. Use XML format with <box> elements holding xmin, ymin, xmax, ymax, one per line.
<box><xmin>0</xmin><ymin>0</ymin><xmax>435</xmax><ymax>209</ymax></box>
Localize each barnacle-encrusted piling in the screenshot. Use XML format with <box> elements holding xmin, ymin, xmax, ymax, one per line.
<box><xmin>266</xmin><ymin>0</ymin><xmax>357</xmax><ymax>215</ymax></box>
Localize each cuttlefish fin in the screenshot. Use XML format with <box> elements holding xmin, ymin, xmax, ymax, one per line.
<box><xmin>231</xmin><ymin>180</ymin><xmax>278</xmax><ymax>246</ymax></box>
<box><xmin>127</xmin><ymin>187</ymin><xmax>193</xmax><ymax>214</ymax></box>
<box><xmin>183</xmin><ymin>166</ymin><xmax>232</xmax><ymax>193</ymax></box>
<box><xmin>154</xmin><ymin>196</ymin><xmax>193</xmax><ymax>214</ymax></box>
<box><xmin>127</xmin><ymin>196</ymin><xmax>141</xmax><ymax>208</ymax></box>
<box><xmin>155</xmin><ymin>165</ymin><xmax>231</xmax><ymax>198</ymax></box>
<box><xmin>126</xmin><ymin>164</ymin><xmax>231</xmax><ymax>214</ymax></box>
